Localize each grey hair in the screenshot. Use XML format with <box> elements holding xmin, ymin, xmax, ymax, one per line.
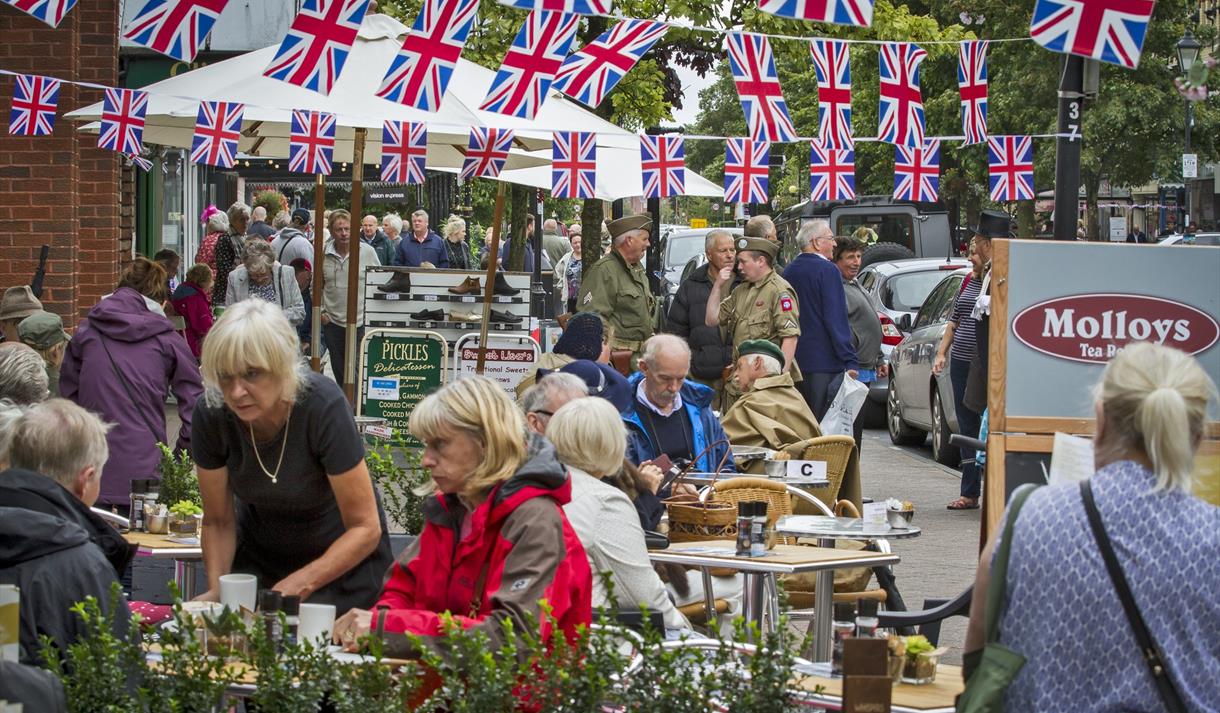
<box><xmin>252</xmin><ymin>206</ymin><xmax>268</xmax><ymax>221</ymax></box>
<box><xmin>753</xmin><ymin>353</ymin><xmax>783</xmax><ymax>376</ymax></box>
<box><xmin>520</xmin><ymin>372</ymin><xmax>588</xmax><ymax>415</ymax></box>
<box><xmin>0</xmin><ymin>343</ymin><xmax>49</xmax><ymax>405</ymax></box>
<box><xmin>445</xmin><ymin>215</ymin><xmax>467</xmax><ymax>241</ymax></box>
<box><xmin>242</xmin><ymin>237</ymin><xmax>275</xmax><ymax>273</ymax></box>
<box><xmin>382</xmin><ymin>213</ymin><xmax>403</xmax><ymax>234</ymax></box>
<box><xmin>704</xmin><ymin>228</ymin><xmax>734</xmax><ymax>252</ymax></box>
<box><xmin>641</xmin><ymin>333</ymin><xmax>691</xmax><ymax>370</ymax></box>
<box><xmin>795</xmin><ymin>219</ymin><xmax>831</xmax><ymax>251</ymax></box>
<box><xmin>9</xmin><ymin>398</ymin><xmax>111</xmax><ymax>491</ymax></box>
<box><xmin>543</xmin><ymin>218</ymin><xmax>558</xmax><ymax>232</ymax></box>
<box><xmin>227</xmin><ymin>201</ymin><xmax>251</xmax><ymax>227</ymax></box>
<box><xmin>272</xmin><ymin>210</ymin><xmax>292</xmax><ymax>230</ymax></box>
<box><xmin>744</xmin><ymin>214</ymin><xmax>775</xmax><ymax>239</ymax></box>
<box><xmin>411</xmin><ymin>209</ymin><xmax>429</xmax><ymax>221</ymax></box>
<box><xmin>206</xmin><ymin>211</ymin><xmax>230</xmax><ymax>234</ymax></box>
<box><xmin>0</xmin><ymin>398</ymin><xmax>26</xmax><ymax>468</ymax></box>
<box><xmin>613</xmin><ymin>228</ymin><xmax>647</xmax><ymax>247</ymax></box>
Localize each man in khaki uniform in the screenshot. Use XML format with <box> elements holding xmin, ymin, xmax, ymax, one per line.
<box><xmin>577</xmin><ymin>214</ymin><xmax>655</xmax><ymax>370</ymax></box>
<box><xmin>721</xmin><ymin>339</ymin><xmax>821</xmax><ymax>452</ymax></box>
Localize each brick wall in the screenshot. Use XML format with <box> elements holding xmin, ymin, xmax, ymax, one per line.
<box><xmin>0</xmin><ymin>0</ymin><xmax>120</xmax><ymax>327</ymax></box>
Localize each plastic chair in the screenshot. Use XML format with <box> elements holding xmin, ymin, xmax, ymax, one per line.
<box><xmin>778</xmin><ymin>436</ymin><xmax>855</xmax><ymax>511</ymax></box>
<box><xmin>876</xmin><ymin>586</ymin><xmax>973</xmax><ymax>646</ymax></box>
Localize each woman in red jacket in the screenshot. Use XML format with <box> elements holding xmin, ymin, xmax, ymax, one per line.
<box><xmin>170</xmin><ymin>263</ymin><xmax>214</xmax><ymax>360</ymax></box>
<box><xmin>333</xmin><ymin>375</ymin><xmax>592</xmax><ymax>657</ymax></box>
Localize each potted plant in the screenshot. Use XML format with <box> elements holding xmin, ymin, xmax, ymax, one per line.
<box><xmin>169</xmin><ymin>500</ymin><xmax>203</xmax><ymax>536</ymax></box>
<box><xmin>158</xmin><ymin>443</ymin><xmax>201</xmax><ymax>510</ymax></box>
<box><xmin>901</xmin><ymin>635</ymin><xmax>946</xmax><ymax>685</ymax></box>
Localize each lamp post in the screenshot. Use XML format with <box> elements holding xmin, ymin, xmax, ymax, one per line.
<box><xmin>1177</xmin><ymin>29</ymin><xmax>1201</xmax><ymax>230</ymax></box>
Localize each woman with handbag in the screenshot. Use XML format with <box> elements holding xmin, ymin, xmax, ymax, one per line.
<box><xmin>961</xmin><ymin>343</ymin><xmax>1217</xmax><ymax>712</ymax></box>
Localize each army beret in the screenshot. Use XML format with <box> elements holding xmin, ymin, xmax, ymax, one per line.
<box><xmin>607</xmin><ymin>214</ymin><xmax>652</xmax><ymax>239</ymax></box>
<box><xmin>738</xmin><ymin>339</ymin><xmax>784</xmax><ymax>364</ymax></box>
<box><xmin>735</xmin><ymin>236</ymin><xmax>778</xmax><ymax>260</ymax></box>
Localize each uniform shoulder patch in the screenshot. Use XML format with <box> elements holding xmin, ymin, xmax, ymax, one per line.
<box><xmin>780</xmin><ymin>295</ymin><xmax>794</xmax><ymax>312</ymax></box>
<box><xmin>583</xmin><ymin>292</ymin><xmax>593</xmax><ymax>304</ymax></box>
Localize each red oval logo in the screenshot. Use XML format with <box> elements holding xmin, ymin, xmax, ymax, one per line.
<box><xmin>1012</xmin><ymin>294</ymin><xmax>1219</xmax><ymax>364</ymax></box>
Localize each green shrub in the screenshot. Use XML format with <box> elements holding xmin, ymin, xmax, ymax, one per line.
<box><xmin>364</xmin><ymin>434</ymin><xmax>430</xmax><ymax>535</ymax></box>
<box><xmin>157</xmin><ymin>443</ymin><xmax>200</xmax><ymax>510</ymax></box>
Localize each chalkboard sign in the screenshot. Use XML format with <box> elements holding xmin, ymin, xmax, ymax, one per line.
<box><xmin>358</xmin><ymin>329</ymin><xmax>447</xmax><ymax>446</ymax></box>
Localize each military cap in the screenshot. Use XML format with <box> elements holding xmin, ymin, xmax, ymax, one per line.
<box><xmin>738</xmin><ymin>339</ymin><xmax>784</xmax><ymax>364</ymax></box>
<box><xmin>18</xmin><ymin>310</ymin><xmax>69</xmax><ymax>350</ymax></box>
<box><xmin>0</xmin><ymin>286</ymin><xmax>42</xmax><ymax>323</ymax></box>
<box><xmin>735</xmin><ymin>236</ymin><xmax>778</xmax><ymax>260</ymax></box>
<box><xmin>607</xmin><ymin>214</ymin><xmax>652</xmax><ymax>239</ymax></box>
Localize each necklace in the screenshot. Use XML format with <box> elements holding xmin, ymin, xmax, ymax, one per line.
<box><xmin>249</xmin><ymin>405</ymin><xmax>292</xmax><ymax>484</ymax></box>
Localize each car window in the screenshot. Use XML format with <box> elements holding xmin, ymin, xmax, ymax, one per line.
<box><xmin>858</xmin><ymin>268</ymin><xmax>877</xmax><ymax>291</ymax></box>
<box><xmin>912</xmin><ymin>276</ymin><xmax>955</xmax><ymax>330</ymax></box>
<box><xmin>835</xmin><ymin>214</ymin><xmax>914</xmax><ymax>251</ymax></box>
<box><xmin>936</xmin><ymin>276</ymin><xmax>964</xmax><ymax>322</ymax></box>
<box><xmin>1182</xmin><ymin>234</ymin><xmax>1220</xmax><ymax>246</ymax></box>
<box><xmin>882</xmin><ymin>270</ymin><xmax>953</xmax><ymax>311</ymax></box>
<box><xmin>664</xmin><ymin>235</ymin><xmax>706</xmax><ymax>269</ymax></box>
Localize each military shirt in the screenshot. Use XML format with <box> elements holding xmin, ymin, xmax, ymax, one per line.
<box><xmin>718</xmin><ymin>269</ymin><xmax>800</xmax><ymax>355</ymax></box>
<box><xmin>578</xmin><ymin>250</ymin><xmax>655</xmax><ymax>349</ymax></box>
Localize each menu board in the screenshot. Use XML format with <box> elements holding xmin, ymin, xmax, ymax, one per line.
<box><xmin>359</xmin><ymin>330</ymin><xmax>446</xmax><ymax>445</ymax></box>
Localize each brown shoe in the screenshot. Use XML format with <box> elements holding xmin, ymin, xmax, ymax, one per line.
<box><xmin>448</xmin><ymin>276</ymin><xmax>481</xmax><ymax>295</ymax></box>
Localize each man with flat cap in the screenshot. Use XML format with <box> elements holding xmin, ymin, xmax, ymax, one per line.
<box><xmin>704</xmin><ymin>235</ymin><xmax>800</xmax><ymax>409</ymax></box>
<box><xmin>578</xmin><ymin>214</ymin><xmax>655</xmax><ymax>371</ymax></box>
<box><xmin>721</xmin><ymin>339</ymin><xmax>821</xmax><ymax>452</ymax></box>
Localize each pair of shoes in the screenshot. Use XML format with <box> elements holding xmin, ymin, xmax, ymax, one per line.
<box><xmin>946</xmin><ymin>497</ymin><xmax>979</xmax><ymax>510</ymax></box>
<box><xmin>378</xmin><ymin>269</ymin><xmax>412</xmax><ymax>294</ymax></box>
<box><xmin>410</xmin><ymin>308</ymin><xmax>444</xmax><ymax>321</ymax></box>
<box><xmin>449</xmin><ymin>276</ymin><xmax>481</xmax><ymax>295</ymax></box>
<box><xmin>450</xmin><ymin>309</ymin><xmax>481</xmax><ymax>322</ymax></box>
<box><xmin>489</xmin><ymin>309</ymin><xmax>522</xmax><ymax>324</ymax></box>
<box><xmin>493</xmin><ymin>272</ymin><xmax>520</xmax><ymax>296</ymax></box>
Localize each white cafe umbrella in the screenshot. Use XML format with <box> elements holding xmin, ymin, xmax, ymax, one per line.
<box><xmin>494</xmin><ymin>146</ymin><xmax>725</xmax><ymax>200</ymax></box>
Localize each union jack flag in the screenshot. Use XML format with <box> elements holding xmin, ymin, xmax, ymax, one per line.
<box><xmin>190</xmin><ymin>101</ymin><xmax>243</xmax><ymax>168</ymax></box>
<box><xmin>1</xmin><ymin>0</ymin><xmax>78</xmax><ymax>27</ymax></box>
<box><xmin>726</xmin><ymin>32</ymin><xmax>797</xmax><ymax>143</ymax></box>
<box><xmin>987</xmin><ymin>135</ymin><xmax>1035</xmax><ymax>201</ymax></box>
<box><xmin>381</xmin><ymin>120</ymin><xmax>427</xmax><ymax>184</ymax></box>
<box><xmin>264</xmin><ymin>0</ymin><xmax>370</xmax><ymax>95</ymax></box>
<box><xmin>756</xmin><ymin>0</ymin><xmax>873</xmax><ymax>27</ymax></box>
<box><xmin>878</xmin><ymin>42</ymin><xmax>927</xmax><ymax>148</ymax></box>
<box><xmin>810</xmin><ymin>39</ymin><xmax>853</xmax><ymax>149</ymax></box>
<box><xmin>551</xmin><ymin>131</ymin><xmax>596</xmax><ymax>199</ymax></box>
<box><xmin>98</xmin><ymin>88</ymin><xmax>149</xmax><ymax>156</ymax></box>
<box><xmin>496</xmin><ymin>0</ymin><xmax>611</xmax><ymax>15</ymax></box>
<box><xmin>126</xmin><ymin>153</ymin><xmax>153</xmax><ymax>172</ymax></box>
<box><xmin>8</xmin><ymin>74</ymin><xmax>60</xmax><ymax>137</ymax></box>
<box><xmin>724</xmin><ymin>139</ymin><xmax>769</xmax><ymax>204</ymax></box>
<box><xmin>461</xmin><ymin>127</ymin><xmax>514</xmax><ymax>179</ymax></box>
<box><xmin>893</xmin><ymin>140</ymin><xmax>940</xmax><ymax>202</ymax></box>
<box><xmin>553</xmin><ymin>19</ymin><xmax>667</xmax><ymax>108</ymax></box>
<box><xmin>958</xmin><ymin>40</ymin><xmax>989</xmax><ymax>145</ymax></box>
<box><xmin>1029</xmin><ymin>0</ymin><xmax>1154</xmax><ymax>69</ymax></box>
<box><xmin>122</xmin><ymin>0</ymin><xmax>231</xmax><ymax>62</ymax></box>
<box><xmin>480</xmin><ymin>11</ymin><xmax>579</xmax><ymax>119</ymax></box>
<box><xmin>288</xmin><ymin>110</ymin><xmax>336</xmax><ymax>175</ymax></box>
<box><xmin>640</xmin><ymin>135</ymin><xmax>684</xmax><ymax>199</ymax></box>
<box><xmin>809</xmin><ymin>140</ymin><xmax>855</xmax><ymax>201</ymax></box>
<box><xmin>377</xmin><ymin>0</ymin><xmax>478</xmax><ymax>111</ymax></box>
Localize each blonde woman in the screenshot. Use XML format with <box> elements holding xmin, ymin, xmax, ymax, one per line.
<box><xmin>333</xmin><ymin>375</ymin><xmax>591</xmax><ymax>656</ymax></box>
<box><xmin>964</xmin><ymin>343</ymin><xmax>1218</xmax><ymax>710</ymax></box>
<box><xmin>191</xmin><ymin>300</ymin><xmax>391</xmax><ymax>611</ymax></box>
<box><xmin>548</xmin><ymin>396</ymin><xmax>690</xmax><ymax>631</ymax></box>
<box><xmin>225</xmin><ymin>237</ymin><xmax>305</xmax><ymax>326</ymax></box>
<box><xmin>442</xmin><ymin>214</ymin><xmax>472</xmax><ymax>270</ymax></box>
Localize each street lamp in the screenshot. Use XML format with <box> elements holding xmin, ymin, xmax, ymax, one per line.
<box><xmin>1177</xmin><ymin>29</ymin><xmax>1201</xmax><ymax>230</ymax></box>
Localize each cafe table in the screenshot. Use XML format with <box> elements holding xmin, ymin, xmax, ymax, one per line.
<box><xmin>790</xmin><ymin>662</ymin><xmax>964</xmax><ymax>712</ymax></box>
<box><xmin>125</xmin><ymin>531</ymin><xmax>204</xmax><ymax>599</ymax></box>
<box><xmin>647</xmin><ymin>540</ymin><xmax>898</xmax><ymax>641</ymax></box>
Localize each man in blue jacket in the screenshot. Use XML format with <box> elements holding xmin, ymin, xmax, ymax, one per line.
<box><xmin>394</xmin><ymin>209</ymin><xmax>449</xmax><ymax>268</ymax></box>
<box><xmin>782</xmin><ymin>220</ymin><xmax>858</xmax><ymax>420</ymax></box>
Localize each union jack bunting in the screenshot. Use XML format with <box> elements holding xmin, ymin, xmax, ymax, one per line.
<box><xmin>551</xmin><ymin>131</ymin><xmax>596</xmax><ymax>199</ymax></box>
<box><xmin>640</xmin><ymin>135</ymin><xmax>684</xmax><ymax>199</ymax></box>
<box><xmin>893</xmin><ymin>140</ymin><xmax>940</xmax><ymax>203</ymax></box>
<box><xmin>724</xmin><ymin>139</ymin><xmax>769</xmax><ymax>204</ymax></box>
<box><xmin>1</xmin><ymin>0</ymin><xmax>78</xmax><ymax>27</ymax></box>
<box><xmin>809</xmin><ymin>140</ymin><xmax>855</xmax><ymax>201</ymax></box>
<box><xmin>461</xmin><ymin>127</ymin><xmax>514</xmax><ymax>179</ymax></box>
<box><xmin>495</xmin><ymin>0</ymin><xmax>611</xmax><ymax>15</ymax></box>
<box><xmin>987</xmin><ymin>135</ymin><xmax>1035</xmax><ymax>201</ymax></box>
<box><xmin>122</xmin><ymin>0</ymin><xmax>232</xmax><ymax>62</ymax></box>
<box><xmin>878</xmin><ymin>42</ymin><xmax>927</xmax><ymax>148</ymax></box>
<box><xmin>288</xmin><ymin>110</ymin><xmax>337</xmax><ymax>175</ymax></box>
<box><xmin>381</xmin><ymin>120</ymin><xmax>428</xmax><ymax>184</ymax></box>
<box><xmin>553</xmin><ymin>19</ymin><xmax>667</xmax><ymax>108</ymax></box>
<box><xmin>190</xmin><ymin>101</ymin><xmax>243</xmax><ymax>168</ymax></box>
<box><xmin>809</xmin><ymin>39</ymin><xmax>853</xmax><ymax>149</ymax></box>
<box><xmin>957</xmin><ymin>40</ymin><xmax>989</xmax><ymax>145</ymax></box>
<box><xmin>377</xmin><ymin>0</ymin><xmax>478</xmax><ymax>111</ymax></box>
<box><xmin>264</xmin><ymin>0</ymin><xmax>370</xmax><ymax>95</ymax></box>
<box><xmin>1029</xmin><ymin>0</ymin><xmax>1154</xmax><ymax>69</ymax></box>
<box><xmin>480</xmin><ymin>11</ymin><xmax>579</xmax><ymax>119</ymax></box>
<box><xmin>126</xmin><ymin>153</ymin><xmax>154</xmax><ymax>172</ymax></box>
<box><xmin>726</xmin><ymin>32</ymin><xmax>797</xmax><ymax>143</ymax></box>
<box><xmin>756</xmin><ymin>0</ymin><xmax>873</xmax><ymax>27</ymax></box>
<box><xmin>8</xmin><ymin>74</ymin><xmax>61</xmax><ymax>137</ymax></box>
<box><xmin>98</xmin><ymin>88</ymin><xmax>149</xmax><ymax>156</ymax></box>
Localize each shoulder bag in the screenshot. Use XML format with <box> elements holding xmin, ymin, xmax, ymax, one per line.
<box><xmin>956</xmin><ymin>483</ymin><xmax>1039</xmax><ymax>713</ymax></box>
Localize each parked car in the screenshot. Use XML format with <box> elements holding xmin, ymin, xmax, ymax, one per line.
<box><xmin>886</xmin><ymin>267</ymin><xmax>971</xmax><ymax>466</ymax></box>
<box><xmin>1158</xmin><ymin>232</ymin><xmax>1220</xmax><ymax>246</ymax></box>
<box><xmin>773</xmin><ymin>195</ymin><xmax>956</xmax><ymax>268</ymax></box>
<box><xmin>656</xmin><ymin>227</ymin><xmax>743</xmax><ymax>324</ymax></box>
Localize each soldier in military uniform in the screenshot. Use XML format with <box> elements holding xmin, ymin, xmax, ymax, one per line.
<box><xmin>704</xmin><ymin>236</ymin><xmax>800</xmax><ymax>408</ymax></box>
<box><xmin>577</xmin><ymin>214</ymin><xmax>655</xmax><ymax>371</ymax></box>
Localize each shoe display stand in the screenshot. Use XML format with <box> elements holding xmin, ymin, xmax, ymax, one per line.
<box><xmin>363</xmin><ymin>267</ymin><xmax>532</xmax><ymax>338</ymax></box>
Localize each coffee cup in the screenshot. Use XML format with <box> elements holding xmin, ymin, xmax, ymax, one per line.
<box><xmin>298</xmin><ymin>603</ymin><xmax>336</xmax><ymax>645</ymax></box>
<box><xmin>218</xmin><ymin>574</ymin><xmax>257</xmax><ymax>612</ymax></box>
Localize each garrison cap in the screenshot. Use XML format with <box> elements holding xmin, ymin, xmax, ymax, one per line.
<box><xmin>738</xmin><ymin>339</ymin><xmax>784</xmax><ymax>364</ymax></box>
<box><xmin>735</xmin><ymin>236</ymin><xmax>778</xmax><ymax>260</ymax></box>
<box><xmin>18</xmin><ymin>310</ymin><xmax>69</xmax><ymax>350</ymax></box>
<box><xmin>607</xmin><ymin>214</ymin><xmax>652</xmax><ymax>239</ymax></box>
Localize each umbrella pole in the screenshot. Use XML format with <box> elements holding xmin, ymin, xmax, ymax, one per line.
<box><xmin>476</xmin><ymin>183</ymin><xmax>508</xmax><ymax>374</ymax></box>
<box><xmin>310</xmin><ymin>173</ymin><xmax>326</xmax><ymax>373</ymax></box>
<box><xmin>344</xmin><ymin>127</ymin><xmax>367</xmax><ymax>405</ymax></box>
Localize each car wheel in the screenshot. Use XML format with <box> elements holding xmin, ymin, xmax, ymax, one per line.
<box><xmin>887</xmin><ymin>380</ymin><xmax>925</xmax><ymax>446</ymax></box>
<box><xmin>860</xmin><ymin>241</ymin><xmax>916</xmax><ymax>268</ymax></box>
<box><xmin>931</xmin><ymin>388</ymin><xmax>960</xmax><ymax>467</ymax></box>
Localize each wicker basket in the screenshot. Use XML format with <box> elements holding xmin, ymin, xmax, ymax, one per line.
<box><xmin>663</xmin><ymin>439</ymin><xmax>738</xmax><ymax>575</ymax></box>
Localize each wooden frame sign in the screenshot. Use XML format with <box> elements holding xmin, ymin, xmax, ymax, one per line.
<box><xmin>358</xmin><ymin>329</ymin><xmax>448</xmax><ymax>446</ymax></box>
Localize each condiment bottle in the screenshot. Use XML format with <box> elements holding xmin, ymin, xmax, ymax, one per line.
<box><xmin>129</xmin><ymin>479</ymin><xmax>148</xmax><ymax>532</ymax></box>
<box><xmin>258</xmin><ymin>589</ymin><xmax>283</xmax><ymax>649</ymax></box>
<box><xmin>281</xmin><ymin>595</ymin><xmax>300</xmax><ymax>647</ymax></box>
<box><xmin>736</xmin><ymin>502</ymin><xmax>752</xmax><ymax>556</ymax></box>
<box><xmin>749</xmin><ymin>502</ymin><xmax>767</xmax><ymax>557</ymax></box>
<box><xmin>855</xmin><ymin>598</ymin><xmax>880</xmax><ymax>638</ymax></box>
<box><xmin>831</xmin><ymin>602</ymin><xmax>856</xmax><ymax>676</ymax></box>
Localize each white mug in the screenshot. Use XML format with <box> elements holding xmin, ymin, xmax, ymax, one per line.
<box><xmin>218</xmin><ymin>573</ymin><xmax>258</xmax><ymax>612</ymax></box>
<box><xmin>298</xmin><ymin>603</ymin><xmax>337</xmax><ymax>645</ymax></box>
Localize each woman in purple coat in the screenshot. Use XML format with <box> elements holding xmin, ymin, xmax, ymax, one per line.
<box><xmin>61</xmin><ymin>257</ymin><xmax>204</xmax><ymax>508</ymax></box>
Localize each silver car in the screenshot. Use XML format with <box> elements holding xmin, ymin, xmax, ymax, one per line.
<box><xmin>885</xmin><ymin>267</ymin><xmax>970</xmax><ymax>466</ymax></box>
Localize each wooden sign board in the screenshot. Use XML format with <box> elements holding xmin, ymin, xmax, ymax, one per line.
<box><xmin>358</xmin><ymin>329</ymin><xmax>447</xmax><ymax>446</ymax></box>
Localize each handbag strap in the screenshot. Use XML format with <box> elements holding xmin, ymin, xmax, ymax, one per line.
<box><xmin>670</xmin><ymin>437</ymin><xmax>731</xmax><ymax>493</ymax></box>
<box><xmin>982</xmin><ymin>483</ymin><xmax>1039</xmax><ymax>644</ymax></box>
<box><xmin>1080</xmin><ymin>480</ymin><xmax>1187</xmax><ymax>713</ymax></box>
<box><xmin>97</xmin><ymin>334</ymin><xmax>164</xmax><ymax>441</ymax></box>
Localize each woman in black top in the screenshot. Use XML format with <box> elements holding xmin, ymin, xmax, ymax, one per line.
<box><xmin>442</xmin><ymin>215</ymin><xmax>473</xmax><ymax>270</ymax></box>
<box><xmin>191</xmin><ymin>299</ymin><xmax>391</xmax><ymax>612</ymax></box>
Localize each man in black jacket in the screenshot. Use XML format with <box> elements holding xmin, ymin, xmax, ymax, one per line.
<box><xmin>0</xmin><ymin>399</ymin><xmax>133</xmax><ymax>665</ymax></box>
<box><xmin>665</xmin><ymin>229</ymin><xmax>739</xmax><ymax>394</ymax></box>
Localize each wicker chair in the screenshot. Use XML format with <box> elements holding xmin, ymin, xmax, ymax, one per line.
<box><xmin>778</xmin><ymin>435</ymin><xmax>855</xmax><ymax>512</ymax></box>
<box><xmin>707</xmin><ymin>477</ymin><xmax>797</xmax><ymax>544</ymax></box>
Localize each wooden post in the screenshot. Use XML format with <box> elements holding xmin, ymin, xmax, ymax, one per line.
<box><xmin>310</xmin><ymin>173</ymin><xmax>326</xmax><ymax>373</ymax></box>
<box><xmin>343</xmin><ymin>127</ymin><xmax>366</xmax><ymax>404</ymax></box>
<box><xmin>476</xmin><ymin>183</ymin><xmax>508</xmax><ymax>374</ymax></box>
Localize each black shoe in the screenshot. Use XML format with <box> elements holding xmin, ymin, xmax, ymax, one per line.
<box><xmin>410</xmin><ymin>308</ymin><xmax>443</xmax><ymax>321</ymax></box>
<box><xmin>489</xmin><ymin>309</ymin><xmax>522</xmax><ymax>324</ymax></box>
<box><xmin>378</xmin><ymin>269</ymin><xmax>412</xmax><ymax>294</ymax></box>
<box><xmin>493</xmin><ymin>271</ymin><xmax>520</xmax><ymax>296</ymax></box>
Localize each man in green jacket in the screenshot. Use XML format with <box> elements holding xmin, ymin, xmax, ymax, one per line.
<box><xmin>577</xmin><ymin>214</ymin><xmax>655</xmax><ymax>370</ymax></box>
